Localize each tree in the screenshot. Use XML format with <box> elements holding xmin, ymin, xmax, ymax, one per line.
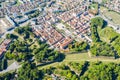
<box><xmin>6</xmin><ymin>34</ymin><xmax>18</xmax><ymax>39</ymax></box>
<box><xmin>0</xmin><ymin>60</ymin><xmax>2</xmax><ymax>71</ymax></box>
<box><xmin>91</xmin><ymin>17</ymin><xmax>104</xmax><ymax>28</ymax></box>
<box><xmin>71</xmin><ymin>75</ymin><xmax>78</xmax><ymax>80</ymax></box>
<box><xmin>69</xmin><ymin>41</ymin><xmax>89</xmax><ymax>52</ymax></box>
<box><xmin>67</xmin><ymin>71</ymin><xmax>72</xmax><ymax>78</ymax></box>
<box><xmin>17</xmin><ymin>62</ymin><xmax>42</xmax><ymax>80</ymax></box>
<box><xmin>2</xmin><ymin>58</ymin><xmax>8</xmax><ymax>70</ymax></box>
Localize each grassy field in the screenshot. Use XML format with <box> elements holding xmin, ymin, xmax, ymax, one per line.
<box><xmin>7</xmin><ymin>60</ymin><xmax>15</xmax><ymax>66</ymax></box>
<box><xmin>64</xmin><ymin>53</ymin><xmax>89</xmax><ymax>61</ymax></box>
<box><xmin>38</xmin><ymin>52</ymin><xmax>120</xmax><ymax>69</ymax></box>
<box><xmin>98</xmin><ymin>27</ymin><xmax>119</xmax><ymax>43</ymax></box>
<box><xmin>89</xmin><ymin>3</ymin><xmax>98</xmax><ymax>10</ymax></box>
<box><xmin>38</xmin><ymin>53</ymin><xmax>89</xmax><ymax>69</ymax></box>
<box><xmin>100</xmin><ymin>6</ymin><xmax>120</xmax><ymax>25</ymax></box>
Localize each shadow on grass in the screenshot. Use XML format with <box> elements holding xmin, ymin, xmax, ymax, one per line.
<box><xmin>57</xmin><ymin>53</ymin><xmax>66</xmax><ymax>62</ymax></box>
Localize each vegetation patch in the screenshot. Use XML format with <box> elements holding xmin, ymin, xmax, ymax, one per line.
<box><xmin>5</xmin><ymin>26</ymin><xmax>64</xmax><ymax>64</ymax></box>
<box><xmin>98</xmin><ymin>27</ymin><xmax>119</xmax><ymax>43</ymax></box>
<box><xmin>89</xmin><ymin>3</ymin><xmax>98</xmax><ymax>15</ymax></box>
<box><xmin>90</xmin><ymin>17</ymin><xmax>118</xmax><ymax>57</ymax></box>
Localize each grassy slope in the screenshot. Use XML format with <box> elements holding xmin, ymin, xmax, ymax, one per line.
<box><xmin>98</xmin><ymin>27</ymin><xmax>119</xmax><ymax>43</ymax></box>
<box><xmin>38</xmin><ymin>52</ymin><xmax>120</xmax><ymax>69</ymax></box>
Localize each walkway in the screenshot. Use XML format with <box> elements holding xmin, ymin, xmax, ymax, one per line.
<box><xmin>0</xmin><ymin>62</ymin><xmax>21</xmax><ymax>74</ymax></box>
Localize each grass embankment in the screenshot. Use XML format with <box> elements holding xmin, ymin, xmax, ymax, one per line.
<box><xmin>98</xmin><ymin>27</ymin><xmax>119</xmax><ymax>43</ymax></box>
<box><xmin>38</xmin><ymin>52</ymin><xmax>120</xmax><ymax>70</ymax></box>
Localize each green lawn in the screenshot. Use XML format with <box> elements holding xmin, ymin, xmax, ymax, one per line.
<box><xmin>98</xmin><ymin>27</ymin><xmax>119</xmax><ymax>43</ymax></box>
<box><xmin>89</xmin><ymin>3</ymin><xmax>98</xmax><ymax>11</ymax></box>
<box><xmin>64</xmin><ymin>53</ymin><xmax>89</xmax><ymax>61</ymax></box>
<box><xmin>38</xmin><ymin>52</ymin><xmax>120</xmax><ymax>69</ymax></box>
<box><xmin>101</xmin><ymin>6</ymin><xmax>120</xmax><ymax>25</ymax></box>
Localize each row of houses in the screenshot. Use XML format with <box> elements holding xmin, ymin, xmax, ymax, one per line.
<box><xmin>56</xmin><ymin>0</ymin><xmax>85</xmax><ymax>11</ymax></box>
<box><xmin>31</xmin><ymin>0</ymin><xmax>93</xmax><ymax>48</ymax></box>
<box><xmin>0</xmin><ymin>0</ymin><xmax>60</xmax><ymax>26</ymax></box>
<box><xmin>0</xmin><ymin>0</ymin><xmax>93</xmax><ymax>51</ymax></box>
<box><xmin>104</xmin><ymin>0</ymin><xmax>120</xmax><ymax>13</ymax></box>
<box><xmin>0</xmin><ymin>39</ymin><xmax>11</xmax><ymax>58</ymax></box>
<box><xmin>58</xmin><ymin>7</ymin><xmax>94</xmax><ymax>42</ymax></box>
<box><xmin>33</xmin><ymin>25</ymin><xmax>73</xmax><ymax>50</ymax></box>
<box><xmin>0</xmin><ymin>0</ymin><xmax>51</xmax><ymax>17</ymax></box>
<box><xmin>31</xmin><ymin>11</ymin><xmax>73</xmax><ymax>50</ymax></box>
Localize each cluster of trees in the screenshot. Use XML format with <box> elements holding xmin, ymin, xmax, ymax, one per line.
<box><xmin>90</xmin><ymin>17</ymin><xmax>117</xmax><ymax>57</ymax></box>
<box><xmin>53</xmin><ymin>65</ymin><xmax>79</xmax><ymax>80</ymax></box>
<box><xmin>0</xmin><ymin>58</ymin><xmax>8</xmax><ymax>71</ymax></box>
<box><xmin>90</xmin><ymin>17</ymin><xmax>104</xmax><ymax>42</ymax></box>
<box><xmin>17</xmin><ymin>62</ymin><xmax>43</xmax><ymax>80</ymax></box>
<box><xmin>90</xmin><ymin>42</ymin><xmax>115</xmax><ymax>56</ymax></box>
<box><xmin>98</xmin><ymin>26</ymin><xmax>120</xmax><ymax>57</ymax></box>
<box><xmin>6</xmin><ymin>34</ymin><xmax>18</xmax><ymax>39</ymax></box>
<box><xmin>80</xmin><ymin>62</ymin><xmax>120</xmax><ymax>80</ymax></box>
<box><xmin>5</xmin><ymin>26</ymin><xmax>35</xmax><ymax>61</ymax></box>
<box><xmin>91</xmin><ymin>17</ymin><xmax>104</xmax><ymax>28</ymax></box>
<box><xmin>0</xmin><ymin>62</ymin><xmax>43</xmax><ymax>80</ymax></box>
<box><xmin>68</xmin><ymin>61</ymin><xmax>89</xmax><ymax>75</ymax></box>
<box><xmin>5</xmin><ymin>40</ymin><xmax>32</xmax><ymax>62</ymax></box>
<box><xmin>90</xmin><ymin>24</ymin><xmax>100</xmax><ymax>42</ymax></box>
<box><xmin>28</xmin><ymin>10</ymin><xmax>40</xmax><ymax>19</ymax></box>
<box><xmin>2</xmin><ymin>61</ymin><xmax>120</xmax><ymax>80</ymax></box>
<box><xmin>14</xmin><ymin>26</ymin><xmax>35</xmax><ymax>39</ymax></box>
<box><xmin>42</xmin><ymin>62</ymin><xmax>120</xmax><ymax>80</ymax></box>
<box><xmin>68</xmin><ymin>41</ymin><xmax>89</xmax><ymax>52</ymax></box>
<box><xmin>5</xmin><ymin>26</ymin><xmax>64</xmax><ymax>63</ymax></box>
<box><xmin>112</xmin><ymin>37</ymin><xmax>120</xmax><ymax>56</ymax></box>
<box><xmin>33</xmin><ymin>42</ymin><xmax>61</xmax><ymax>63</ymax></box>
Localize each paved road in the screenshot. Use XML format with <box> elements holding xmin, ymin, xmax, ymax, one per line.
<box><xmin>0</xmin><ymin>62</ymin><xmax>21</xmax><ymax>74</ymax></box>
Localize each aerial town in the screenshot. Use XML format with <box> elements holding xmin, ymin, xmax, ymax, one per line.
<box><xmin>0</xmin><ymin>0</ymin><xmax>120</xmax><ymax>80</ymax></box>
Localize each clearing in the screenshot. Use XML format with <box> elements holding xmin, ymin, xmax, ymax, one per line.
<box><xmin>38</xmin><ymin>52</ymin><xmax>120</xmax><ymax>69</ymax></box>
<box><xmin>98</xmin><ymin>27</ymin><xmax>119</xmax><ymax>43</ymax></box>
<box><xmin>100</xmin><ymin>6</ymin><xmax>120</xmax><ymax>25</ymax></box>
